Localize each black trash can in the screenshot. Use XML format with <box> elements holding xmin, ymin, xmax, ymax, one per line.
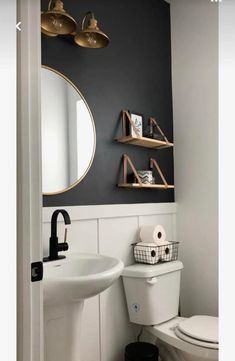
<box><xmin>125</xmin><ymin>342</ymin><xmax>159</xmax><ymax>361</ymax></box>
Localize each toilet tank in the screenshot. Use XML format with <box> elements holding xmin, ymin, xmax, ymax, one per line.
<box><xmin>122</xmin><ymin>260</ymin><xmax>183</xmax><ymax>326</ymax></box>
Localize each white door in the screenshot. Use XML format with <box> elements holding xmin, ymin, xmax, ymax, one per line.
<box><xmin>17</xmin><ymin>0</ymin><xmax>43</xmax><ymax>360</ymax></box>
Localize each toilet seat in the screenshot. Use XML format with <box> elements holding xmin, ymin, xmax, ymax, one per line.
<box><xmin>174</xmin><ymin>325</ymin><xmax>218</xmax><ymax>350</ymax></box>
<box><xmin>174</xmin><ymin>315</ymin><xmax>219</xmax><ymax>350</ymax></box>
<box><xmin>177</xmin><ymin>315</ymin><xmax>218</xmax><ymax>344</ymax></box>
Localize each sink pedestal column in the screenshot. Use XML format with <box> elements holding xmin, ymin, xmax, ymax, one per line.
<box><xmin>44</xmin><ymin>301</ymin><xmax>84</xmax><ymax>361</ymax></box>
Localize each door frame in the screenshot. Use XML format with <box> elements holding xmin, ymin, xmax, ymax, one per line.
<box><xmin>17</xmin><ymin>0</ymin><xmax>43</xmax><ymax>360</ymax></box>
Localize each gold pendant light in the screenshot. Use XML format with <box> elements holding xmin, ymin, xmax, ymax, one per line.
<box><xmin>41</xmin><ymin>28</ymin><xmax>58</xmax><ymax>37</ymax></box>
<box><xmin>41</xmin><ymin>13</ymin><xmax>58</xmax><ymax>37</ymax></box>
<box><xmin>74</xmin><ymin>12</ymin><xmax>110</xmax><ymax>49</ymax></box>
<box><xmin>41</xmin><ymin>0</ymin><xmax>77</xmax><ymax>35</ymax></box>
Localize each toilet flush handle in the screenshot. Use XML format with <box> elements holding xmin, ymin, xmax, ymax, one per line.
<box><xmin>146</xmin><ymin>277</ymin><xmax>158</xmax><ymax>285</ymax></box>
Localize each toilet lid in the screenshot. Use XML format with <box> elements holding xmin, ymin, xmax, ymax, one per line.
<box><xmin>178</xmin><ymin>316</ymin><xmax>218</xmax><ymax>344</ymax></box>
<box><xmin>174</xmin><ymin>326</ymin><xmax>219</xmax><ymax>350</ymax></box>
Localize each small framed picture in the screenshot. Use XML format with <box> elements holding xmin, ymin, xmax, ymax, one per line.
<box><xmin>128</xmin><ymin>111</ymin><xmax>143</xmax><ymax>137</ymax></box>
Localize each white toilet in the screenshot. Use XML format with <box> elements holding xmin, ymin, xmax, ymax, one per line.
<box><xmin>122</xmin><ymin>261</ymin><xmax>218</xmax><ymax>361</ymax></box>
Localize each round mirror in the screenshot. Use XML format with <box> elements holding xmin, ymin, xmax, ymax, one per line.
<box><xmin>41</xmin><ymin>66</ymin><xmax>96</xmax><ymax>195</ymax></box>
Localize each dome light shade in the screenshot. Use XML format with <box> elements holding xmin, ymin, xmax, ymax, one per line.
<box><xmin>41</xmin><ymin>0</ymin><xmax>77</xmax><ymax>35</ymax></box>
<box><xmin>74</xmin><ymin>12</ymin><xmax>110</xmax><ymax>49</ymax></box>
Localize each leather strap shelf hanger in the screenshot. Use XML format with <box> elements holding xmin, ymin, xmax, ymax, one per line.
<box><xmin>117</xmin><ymin>110</ymin><xmax>173</xmax><ymax>149</ymax></box>
<box><xmin>149</xmin><ymin>117</ymin><xmax>169</xmax><ymax>143</ymax></box>
<box><xmin>118</xmin><ymin>154</ymin><xmax>174</xmax><ymax>189</ymax></box>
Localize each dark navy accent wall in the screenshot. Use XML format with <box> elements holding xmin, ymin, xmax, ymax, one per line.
<box><xmin>42</xmin><ymin>0</ymin><xmax>174</xmax><ymax>206</ymax></box>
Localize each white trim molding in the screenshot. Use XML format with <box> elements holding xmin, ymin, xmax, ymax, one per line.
<box><xmin>43</xmin><ymin>202</ymin><xmax>177</xmax><ymax>222</ymax></box>
<box><xmin>17</xmin><ymin>1</ymin><xmax>43</xmax><ymax>361</ymax></box>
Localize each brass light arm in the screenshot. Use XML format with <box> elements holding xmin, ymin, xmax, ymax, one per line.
<box><xmin>82</xmin><ymin>12</ymin><xmax>93</xmax><ymax>30</ymax></box>
<box><xmin>48</xmin><ymin>0</ymin><xmax>65</xmax><ymax>12</ymax></box>
<box><xmin>81</xmin><ymin>12</ymin><xmax>98</xmax><ymax>31</ymax></box>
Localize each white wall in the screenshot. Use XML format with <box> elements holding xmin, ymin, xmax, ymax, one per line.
<box><xmin>3</xmin><ymin>1</ymin><xmax>16</xmax><ymax>360</ymax></box>
<box><xmin>42</xmin><ymin>203</ymin><xmax>177</xmax><ymax>361</ymax></box>
<box><xmin>171</xmin><ymin>0</ymin><xmax>218</xmax><ymax>316</ymax></box>
<box><xmin>219</xmin><ymin>2</ymin><xmax>235</xmax><ymax>360</ymax></box>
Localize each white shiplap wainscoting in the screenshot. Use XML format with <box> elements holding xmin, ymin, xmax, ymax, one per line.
<box><xmin>43</xmin><ymin>203</ymin><xmax>177</xmax><ymax>361</ymax></box>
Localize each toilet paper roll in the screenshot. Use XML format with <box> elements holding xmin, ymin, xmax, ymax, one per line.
<box><xmin>134</xmin><ymin>242</ymin><xmax>161</xmax><ymax>264</ymax></box>
<box><xmin>139</xmin><ymin>225</ymin><xmax>167</xmax><ymax>245</ymax></box>
<box><xmin>160</xmin><ymin>243</ymin><xmax>173</xmax><ymax>262</ymax></box>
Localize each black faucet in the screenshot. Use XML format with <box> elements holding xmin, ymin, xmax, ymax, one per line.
<box><xmin>43</xmin><ymin>209</ymin><xmax>71</xmax><ymax>262</ymax></box>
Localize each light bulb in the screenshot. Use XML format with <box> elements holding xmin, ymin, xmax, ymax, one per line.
<box><xmin>86</xmin><ymin>32</ymin><xmax>97</xmax><ymax>46</ymax></box>
<box><xmin>50</xmin><ymin>15</ymin><xmax>63</xmax><ymax>31</ymax></box>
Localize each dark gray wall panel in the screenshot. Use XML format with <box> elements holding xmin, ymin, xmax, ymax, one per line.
<box><xmin>41</xmin><ymin>0</ymin><xmax>174</xmax><ymax>206</ymax></box>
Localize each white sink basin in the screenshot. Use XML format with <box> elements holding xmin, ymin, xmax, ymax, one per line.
<box><xmin>43</xmin><ymin>253</ymin><xmax>124</xmax><ymax>307</ymax></box>
<box><xmin>43</xmin><ymin>253</ymin><xmax>124</xmax><ymax>361</ymax></box>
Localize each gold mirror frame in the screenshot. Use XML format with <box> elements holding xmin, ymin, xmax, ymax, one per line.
<box><xmin>42</xmin><ymin>65</ymin><xmax>96</xmax><ymax>196</ymax></box>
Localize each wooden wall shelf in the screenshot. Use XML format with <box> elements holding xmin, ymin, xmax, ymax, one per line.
<box><xmin>118</xmin><ymin>183</ymin><xmax>174</xmax><ymax>189</ymax></box>
<box><xmin>118</xmin><ymin>110</ymin><xmax>174</xmax><ymax>150</ymax></box>
<box><xmin>118</xmin><ymin>155</ymin><xmax>174</xmax><ymax>190</ymax></box>
<box><xmin>117</xmin><ymin>135</ymin><xmax>173</xmax><ymax>149</ymax></box>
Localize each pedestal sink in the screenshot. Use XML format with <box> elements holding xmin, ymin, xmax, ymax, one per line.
<box><xmin>43</xmin><ymin>253</ymin><xmax>124</xmax><ymax>361</ymax></box>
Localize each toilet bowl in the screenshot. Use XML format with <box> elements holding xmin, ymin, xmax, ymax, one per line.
<box><xmin>122</xmin><ymin>261</ymin><xmax>218</xmax><ymax>361</ymax></box>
